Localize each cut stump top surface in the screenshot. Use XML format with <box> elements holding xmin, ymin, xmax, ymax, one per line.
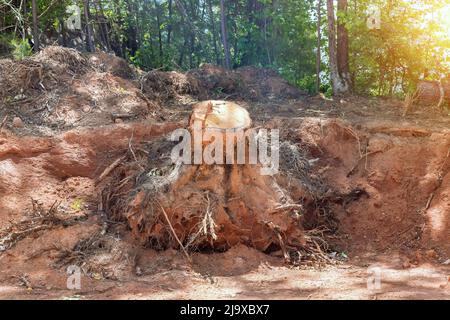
<box><xmin>189</xmin><ymin>100</ymin><xmax>252</xmax><ymax>130</ymax></box>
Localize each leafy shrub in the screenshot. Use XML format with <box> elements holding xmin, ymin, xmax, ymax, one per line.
<box><xmin>11</xmin><ymin>38</ymin><xmax>32</xmax><ymax>60</ymax></box>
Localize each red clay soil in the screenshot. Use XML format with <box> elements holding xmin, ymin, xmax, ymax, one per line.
<box><xmin>0</xmin><ymin>113</ymin><xmax>448</xmax><ymax>299</ymax></box>
<box><xmin>272</xmin><ymin>117</ymin><xmax>450</xmax><ymax>257</ymax></box>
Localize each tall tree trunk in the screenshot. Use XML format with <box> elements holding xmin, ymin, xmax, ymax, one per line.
<box><xmin>132</xmin><ymin>0</ymin><xmax>142</xmax><ymax>47</ymax></box>
<box><xmin>124</xmin><ymin>0</ymin><xmax>138</xmax><ymax>56</ymax></box>
<box><xmin>167</xmin><ymin>0</ymin><xmax>173</xmax><ymax>45</ymax></box>
<box><xmin>97</xmin><ymin>0</ymin><xmax>111</xmax><ymax>51</ymax></box>
<box><xmin>31</xmin><ymin>0</ymin><xmax>39</xmax><ymax>52</ymax></box>
<box><xmin>316</xmin><ymin>0</ymin><xmax>322</xmax><ymax>93</ymax></box>
<box><xmin>337</xmin><ymin>0</ymin><xmax>351</xmax><ymax>90</ymax></box>
<box><xmin>207</xmin><ymin>0</ymin><xmax>220</xmax><ymax>65</ymax></box>
<box><xmin>264</xmin><ymin>16</ymin><xmax>271</xmax><ymax>65</ymax></box>
<box><xmin>23</xmin><ymin>0</ymin><xmax>27</xmax><ymax>40</ymax></box>
<box><xmin>112</xmin><ymin>0</ymin><xmax>125</xmax><ymax>57</ymax></box>
<box><xmin>219</xmin><ymin>0</ymin><xmax>231</xmax><ymax>69</ymax></box>
<box><xmin>59</xmin><ymin>17</ymin><xmax>68</xmax><ymax>47</ymax></box>
<box><xmin>326</xmin><ymin>0</ymin><xmax>348</xmax><ymax>94</ymax></box>
<box><xmin>83</xmin><ymin>0</ymin><xmax>95</xmax><ymax>52</ymax></box>
<box><xmin>154</xmin><ymin>0</ymin><xmax>163</xmax><ymax>65</ymax></box>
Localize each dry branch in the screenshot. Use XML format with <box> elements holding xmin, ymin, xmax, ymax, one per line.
<box><xmin>96</xmin><ymin>155</ymin><xmax>126</xmax><ymax>185</ymax></box>
<box><xmin>157</xmin><ymin>201</ymin><xmax>192</xmax><ymax>264</ymax></box>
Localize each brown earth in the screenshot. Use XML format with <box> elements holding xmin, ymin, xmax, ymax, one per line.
<box><xmin>0</xmin><ymin>47</ymin><xmax>449</xmax><ymax>300</ymax></box>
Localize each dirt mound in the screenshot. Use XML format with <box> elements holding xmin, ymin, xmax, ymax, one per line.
<box><xmin>191</xmin><ymin>64</ymin><xmax>305</xmax><ymax>100</ymax></box>
<box><xmin>0</xmin><ymin>46</ymin><xmax>90</xmax><ymax>99</ymax></box>
<box><xmin>0</xmin><ymin>46</ymin><xmax>157</xmax><ymax>133</ymax></box>
<box><xmin>32</xmin><ymin>46</ymin><xmax>89</xmax><ymax>74</ymax></box>
<box><xmin>140</xmin><ymin>63</ymin><xmax>305</xmax><ymax>102</ymax></box>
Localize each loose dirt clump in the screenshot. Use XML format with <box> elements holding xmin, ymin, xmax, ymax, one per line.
<box><xmin>235</xmin><ymin>66</ymin><xmax>305</xmax><ymax>100</ymax></box>
<box><xmin>0</xmin><ymin>59</ymin><xmax>46</xmax><ymax>98</ymax></box>
<box><xmin>89</xmin><ymin>51</ymin><xmax>136</xmax><ymax>79</ymax></box>
<box><xmin>188</xmin><ymin>64</ymin><xmax>239</xmax><ymax>96</ymax></box>
<box><xmin>0</xmin><ymin>46</ymin><xmax>159</xmax><ymax>133</ymax></box>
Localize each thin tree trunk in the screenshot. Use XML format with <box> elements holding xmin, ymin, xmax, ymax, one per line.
<box><xmin>337</xmin><ymin>0</ymin><xmax>351</xmax><ymax>91</ymax></box>
<box><xmin>219</xmin><ymin>0</ymin><xmax>231</xmax><ymax>69</ymax></box>
<box><xmin>23</xmin><ymin>0</ymin><xmax>27</xmax><ymax>40</ymax></box>
<box><xmin>31</xmin><ymin>0</ymin><xmax>39</xmax><ymax>52</ymax></box>
<box><xmin>83</xmin><ymin>0</ymin><xmax>95</xmax><ymax>52</ymax></box>
<box><xmin>113</xmin><ymin>0</ymin><xmax>124</xmax><ymax>57</ymax></box>
<box><xmin>167</xmin><ymin>0</ymin><xmax>173</xmax><ymax>45</ymax></box>
<box><xmin>326</xmin><ymin>0</ymin><xmax>347</xmax><ymax>94</ymax></box>
<box><xmin>264</xmin><ymin>16</ymin><xmax>271</xmax><ymax>65</ymax></box>
<box><xmin>133</xmin><ymin>0</ymin><xmax>142</xmax><ymax>47</ymax></box>
<box><xmin>154</xmin><ymin>0</ymin><xmax>163</xmax><ymax>65</ymax></box>
<box><xmin>175</xmin><ymin>0</ymin><xmax>200</xmax><ymax>67</ymax></box>
<box><xmin>207</xmin><ymin>0</ymin><xmax>220</xmax><ymax>65</ymax></box>
<box><xmin>178</xmin><ymin>37</ymin><xmax>188</xmax><ymax>67</ymax></box>
<box><xmin>124</xmin><ymin>0</ymin><xmax>138</xmax><ymax>56</ymax></box>
<box><xmin>316</xmin><ymin>0</ymin><xmax>321</xmax><ymax>93</ymax></box>
<box><xmin>97</xmin><ymin>0</ymin><xmax>111</xmax><ymax>51</ymax></box>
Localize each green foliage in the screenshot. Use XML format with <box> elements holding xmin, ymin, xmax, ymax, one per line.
<box><xmin>1</xmin><ymin>0</ymin><xmax>449</xmax><ymax>98</ymax></box>
<box><xmin>11</xmin><ymin>39</ymin><xmax>32</xmax><ymax>60</ymax></box>
<box><xmin>347</xmin><ymin>0</ymin><xmax>450</xmax><ymax>97</ymax></box>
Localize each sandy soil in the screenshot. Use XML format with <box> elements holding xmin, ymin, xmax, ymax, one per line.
<box><xmin>0</xmin><ymin>247</ymin><xmax>448</xmax><ymax>300</ymax></box>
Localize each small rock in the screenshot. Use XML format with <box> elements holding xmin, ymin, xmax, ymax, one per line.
<box><xmin>442</xmin><ymin>259</ymin><xmax>450</xmax><ymax>265</ymax></box>
<box><xmin>82</xmin><ymin>105</ymin><xmax>91</xmax><ymax>113</ymax></box>
<box><xmin>115</xmin><ymin>118</ymin><xmax>124</xmax><ymax>124</ymax></box>
<box><xmin>426</xmin><ymin>249</ymin><xmax>438</xmax><ymax>259</ymax></box>
<box><xmin>12</xmin><ymin>117</ymin><xmax>24</xmax><ymax>128</ymax></box>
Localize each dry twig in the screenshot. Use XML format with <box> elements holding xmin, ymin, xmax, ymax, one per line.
<box><xmin>157</xmin><ymin>201</ymin><xmax>192</xmax><ymax>264</ymax></box>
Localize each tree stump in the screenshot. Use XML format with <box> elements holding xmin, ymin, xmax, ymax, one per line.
<box><xmin>123</xmin><ymin>100</ymin><xmax>305</xmax><ymax>255</ymax></box>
